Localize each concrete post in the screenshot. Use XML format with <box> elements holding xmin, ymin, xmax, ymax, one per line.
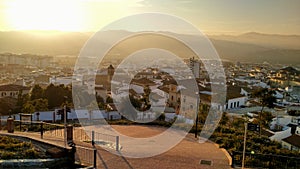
<box><xmin>116</xmin><ymin>136</ymin><xmax>119</xmax><ymax>151</ymax></box>
<box><xmin>40</xmin><ymin>122</ymin><xmax>44</xmax><ymax>139</ymax></box>
<box><xmin>67</xmin><ymin>125</ymin><xmax>73</xmax><ymax>142</ymax></box>
<box><xmin>93</xmin><ymin>148</ymin><xmax>97</xmax><ymax>168</ymax></box>
<box><xmin>7</xmin><ymin>117</ymin><xmax>14</xmax><ymax>133</ymax></box>
<box><xmin>92</xmin><ymin>130</ymin><xmax>95</xmax><ymax>146</ymax></box>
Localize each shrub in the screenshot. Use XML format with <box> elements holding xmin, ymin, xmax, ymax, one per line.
<box><xmin>0</xmin><ymin>151</ymin><xmax>16</xmax><ymax>160</ymax></box>
<box><xmin>0</xmin><ymin>136</ymin><xmax>42</xmax><ymax>159</ymax></box>
<box><xmin>24</xmin><ymin>148</ymin><xmax>39</xmax><ymax>158</ymax></box>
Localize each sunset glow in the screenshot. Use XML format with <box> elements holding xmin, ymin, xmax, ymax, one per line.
<box><xmin>5</xmin><ymin>0</ymin><xmax>85</xmax><ymax>31</ymax></box>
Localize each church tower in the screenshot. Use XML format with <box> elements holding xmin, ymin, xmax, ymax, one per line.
<box><xmin>107</xmin><ymin>64</ymin><xmax>115</xmax><ymax>84</ymax></box>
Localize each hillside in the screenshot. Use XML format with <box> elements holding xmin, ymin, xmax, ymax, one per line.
<box><xmin>0</xmin><ymin>31</ymin><xmax>299</xmax><ymax>65</ymax></box>
<box><xmin>210</xmin><ymin>32</ymin><xmax>300</xmax><ymax>50</ymax></box>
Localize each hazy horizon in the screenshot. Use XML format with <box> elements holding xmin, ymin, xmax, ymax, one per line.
<box><xmin>1</xmin><ymin>30</ymin><xmax>300</xmax><ymax>37</ymax></box>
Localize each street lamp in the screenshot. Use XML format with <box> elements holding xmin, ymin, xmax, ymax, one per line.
<box><xmin>63</xmin><ymin>96</ymin><xmax>68</xmax><ymax>148</ymax></box>
<box><xmin>195</xmin><ymin>92</ymin><xmax>199</xmax><ymax>138</ymax></box>
<box><xmin>242</xmin><ymin>113</ymin><xmax>249</xmax><ymax>169</ymax></box>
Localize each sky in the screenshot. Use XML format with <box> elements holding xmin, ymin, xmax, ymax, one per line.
<box><xmin>0</xmin><ymin>0</ymin><xmax>299</xmax><ymax>35</ymax></box>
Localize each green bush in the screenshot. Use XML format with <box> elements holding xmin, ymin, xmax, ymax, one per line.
<box><xmin>0</xmin><ymin>136</ymin><xmax>42</xmax><ymax>159</ymax></box>
<box><xmin>0</xmin><ymin>151</ymin><xmax>16</xmax><ymax>160</ymax></box>
<box><xmin>24</xmin><ymin>148</ymin><xmax>39</xmax><ymax>158</ymax></box>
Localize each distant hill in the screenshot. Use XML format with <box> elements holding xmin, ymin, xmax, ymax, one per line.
<box><xmin>0</xmin><ymin>31</ymin><xmax>92</xmax><ymax>56</ymax></box>
<box><xmin>0</xmin><ymin>31</ymin><xmax>299</xmax><ymax>65</ymax></box>
<box><xmin>210</xmin><ymin>32</ymin><xmax>300</xmax><ymax>50</ymax></box>
<box><xmin>210</xmin><ymin>39</ymin><xmax>300</xmax><ymax>64</ymax></box>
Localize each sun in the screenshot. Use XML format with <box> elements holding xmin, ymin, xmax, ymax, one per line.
<box><xmin>5</xmin><ymin>0</ymin><xmax>85</xmax><ymax>31</ymax></box>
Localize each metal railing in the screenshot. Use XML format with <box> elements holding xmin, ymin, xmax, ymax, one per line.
<box><xmin>75</xmin><ymin>145</ymin><xmax>97</xmax><ymax>168</ymax></box>
<box><xmin>73</xmin><ymin>127</ymin><xmax>92</xmax><ymax>142</ymax></box>
<box><xmin>10</xmin><ymin>120</ymin><xmax>65</xmax><ymax>138</ymax></box>
<box><xmin>0</xmin><ymin>119</ymin><xmax>7</xmax><ymax>130</ymax></box>
<box><xmin>42</xmin><ymin>122</ymin><xmax>65</xmax><ymax>138</ymax></box>
<box><xmin>73</xmin><ymin>127</ymin><xmax>120</xmax><ymax>151</ymax></box>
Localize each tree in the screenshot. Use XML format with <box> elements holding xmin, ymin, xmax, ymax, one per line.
<box><xmin>220</xmin><ymin>112</ymin><xmax>229</xmax><ymax>126</ymax></box>
<box><xmin>13</xmin><ymin>92</ymin><xmax>29</xmax><ymax>113</ymax></box>
<box><xmin>96</xmin><ymin>95</ymin><xmax>104</xmax><ymax>103</ymax></box>
<box><xmin>44</xmin><ymin>84</ymin><xmax>72</xmax><ymax>109</ymax></box>
<box><xmin>31</xmin><ymin>98</ymin><xmax>48</xmax><ymax>112</ymax></box>
<box><xmin>253</xmin><ymin>88</ymin><xmax>276</xmax><ymax>113</ymax></box>
<box><xmin>21</xmin><ymin>98</ymin><xmax>48</xmax><ymax>114</ymax></box>
<box><xmin>21</xmin><ymin>102</ymin><xmax>35</xmax><ymax>114</ymax></box>
<box><xmin>198</xmin><ymin>103</ymin><xmax>209</xmax><ymax>124</ymax></box>
<box><xmin>30</xmin><ymin>85</ymin><xmax>44</xmax><ymax>100</ymax></box>
<box><xmin>106</xmin><ymin>96</ymin><xmax>113</xmax><ymax>103</ymax></box>
<box><xmin>252</xmin><ymin>88</ymin><xmax>276</xmax><ymax>136</ymax></box>
<box><xmin>96</xmin><ymin>95</ymin><xmax>105</xmax><ymax>109</ymax></box>
<box><xmin>142</xmin><ymin>85</ymin><xmax>151</xmax><ymax>111</ymax></box>
<box><xmin>260</xmin><ymin>111</ymin><xmax>274</xmax><ymax>128</ymax></box>
<box><xmin>129</xmin><ymin>95</ymin><xmax>142</xmax><ymax>110</ymax></box>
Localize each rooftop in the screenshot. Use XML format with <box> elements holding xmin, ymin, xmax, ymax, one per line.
<box><xmin>282</xmin><ymin>134</ymin><xmax>300</xmax><ymax>148</ymax></box>
<box><xmin>0</xmin><ymin>84</ymin><xmax>30</xmax><ymax>91</ymax></box>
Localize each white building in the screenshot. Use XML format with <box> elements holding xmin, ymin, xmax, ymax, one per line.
<box><xmin>224</xmin><ymin>86</ymin><xmax>248</xmax><ymax>110</ymax></box>
<box><xmin>0</xmin><ymin>84</ymin><xmax>30</xmax><ymax>98</ymax></box>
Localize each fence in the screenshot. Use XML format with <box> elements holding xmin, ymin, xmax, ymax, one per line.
<box><xmin>73</xmin><ymin>127</ymin><xmax>92</xmax><ymax>142</ymax></box>
<box><xmin>75</xmin><ymin>146</ymin><xmax>97</xmax><ymax>168</ymax></box>
<box><xmin>0</xmin><ymin>118</ymin><xmax>100</xmax><ymax>168</ymax></box>
<box><xmin>8</xmin><ymin>120</ymin><xmax>65</xmax><ymax>138</ymax></box>
<box><xmin>1</xmin><ymin>118</ymin><xmax>119</xmax><ymax>150</ymax></box>
<box><xmin>232</xmin><ymin>151</ymin><xmax>300</xmax><ymax>169</ymax></box>
<box><xmin>42</xmin><ymin>122</ymin><xmax>65</xmax><ymax>138</ymax></box>
<box><xmin>73</xmin><ymin>127</ymin><xmax>120</xmax><ymax>151</ymax></box>
<box><xmin>0</xmin><ymin>118</ymin><xmax>7</xmax><ymax>130</ymax></box>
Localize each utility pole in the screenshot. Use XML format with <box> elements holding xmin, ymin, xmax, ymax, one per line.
<box><xmin>64</xmin><ymin>105</ymin><xmax>67</xmax><ymax>148</ymax></box>
<box><xmin>242</xmin><ymin>122</ymin><xmax>247</xmax><ymax>169</ymax></box>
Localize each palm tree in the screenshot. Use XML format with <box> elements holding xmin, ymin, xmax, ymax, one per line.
<box><xmin>252</xmin><ymin>88</ymin><xmax>276</xmax><ymax>136</ymax></box>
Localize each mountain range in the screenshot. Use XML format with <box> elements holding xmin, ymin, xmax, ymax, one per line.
<box><xmin>0</xmin><ymin>31</ymin><xmax>299</xmax><ymax>65</ymax></box>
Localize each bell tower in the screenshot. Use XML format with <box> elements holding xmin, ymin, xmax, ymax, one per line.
<box><xmin>107</xmin><ymin>64</ymin><xmax>115</xmax><ymax>84</ymax></box>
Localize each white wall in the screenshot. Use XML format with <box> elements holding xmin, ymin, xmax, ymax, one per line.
<box><xmin>225</xmin><ymin>97</ymin><xmax>247</xmax><ymax>110</ymax></box>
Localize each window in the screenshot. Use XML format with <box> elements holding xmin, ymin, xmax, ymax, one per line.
<box><xmin>237</xmin><ymin>102</ymin><xmax>240</xmax><ymax>107</ymax></box>
<box><xmin>234</xmin><ymin>102</ymin><xmax>236</xmax><ymax>108</ymax></box>
<box><xmin>171</xmin><ymin>96</ymin><xmax>174</xmax><ymax>101</ymax></box>
<box><xmin>230</xmin><ymin>102</ymin><xmax>233</xmax><ymax>108</ymax></box>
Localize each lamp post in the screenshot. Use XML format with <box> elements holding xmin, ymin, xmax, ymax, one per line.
<box><xmin>242</xmin><ymin>122</ymin><xmax>247</xmax><ymax>169</ymax></box>
<box><xmin>64</xmin><ymin>104</ymin><xmax>67</xmax><ymax>148</ymax></box>
<box><xmin>195</xmin><ymin>92</ymin><xmax>199</xmax><ymax>138</ymax></box>
<box><xmin>242</xmin><ymin>113</ymin><xmax>249</xmax><ymax>169</ymax></box>
<box><xmin>63</xmin><ymin>96</ymin><xmax>68</xmax><ymax>148</ymax></box>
